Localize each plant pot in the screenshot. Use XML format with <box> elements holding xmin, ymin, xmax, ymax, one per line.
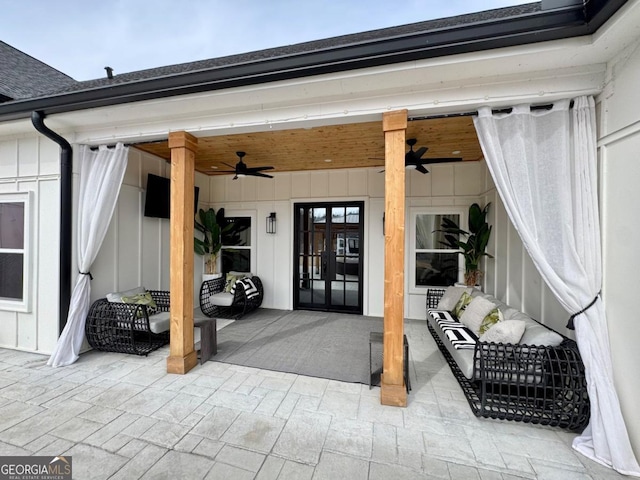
<box><xmin>202</xmin><ymin>273</ymin><xmax>223</xmax><ymax>282</ymax></box>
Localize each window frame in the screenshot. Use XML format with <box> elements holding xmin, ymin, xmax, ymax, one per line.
<box><xmin>0</xmin><ymin>191</ymin><xmax>33</xmax><ymax>312</ymax></box>
<box><xmin>408</xmin><ymin>206</ymin><xmax>466</xmax><ymax>294</ymax></box>
<box><xmin>220</xmin><ymin>210</ymin><xmax>256</xmax><ymax>274</ymax></box>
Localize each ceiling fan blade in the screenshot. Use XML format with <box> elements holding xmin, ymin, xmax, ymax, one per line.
<box><xmin>415</xmin><ymin>164</ymin><xmax>429</xmax><ymax>174</ymax></box>
<box><xmin>218</xmin><ymin>170</ymin><xmax>237</xmax><ymax>173</ymax></box>
<box><xmin>250</xmin><ymin>172</ymin><xmax>274</xmax><ymax>178</ymax></box>
<box><xmin>222</xmin><ymin>162</ymin><xmax>236</xmax><ymax>169</ymax></box>
<box><xmin>247</xmin><ymin>166</ymin><xmax>274</xmax><ymax>172</ymax></box>
<box><xmin>413</xmin><ymin>146</ymin><xmax>428</xmax><ymax>159</ymax></box>
<box><xmin>422</xmin><ymin>157</ymin><xmax>463</xmax><ymax>164</ymax></box>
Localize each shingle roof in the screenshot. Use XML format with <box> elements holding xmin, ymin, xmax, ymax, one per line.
<box><xmin>53</xmin><ymin>3</ymin><xmax>541</xmax><ymax>94</ymax></box>
<box><xmin>0</xmin><ymin>41</ymin><xmax>76</xmax><ymax>101</ymax></box>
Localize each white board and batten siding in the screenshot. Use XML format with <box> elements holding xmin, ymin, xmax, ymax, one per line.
<box><xmin>208</xmin><ymin>159</ymin><xmax>488</xmax><ymax>318</ymax></box>
<box><xmin>0</xmin><ymin>135</ymin><xmax>61</xmax><ymax>353</ymax></box>
<box><xmin>91</xmin><ymin>148</ymin><xmax>208</xmax><ymax>308</ymax></box>
<box><xmin>598</xmin><ymin>35</ymin><xmax>640</xmax><ymax>456</ymax></box>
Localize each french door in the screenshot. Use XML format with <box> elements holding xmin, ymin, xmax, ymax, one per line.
<box><xmin>294</xmin><ymin>202</ymin><xmax>364</xmax><ymax>313</ymax></box>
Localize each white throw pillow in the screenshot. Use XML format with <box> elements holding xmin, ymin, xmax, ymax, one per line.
<box><xmin>106</xmin><ymin>286</ymin><xmax>147</xmax><ymax>303</ymax></box>
<box><xmin>479</xmin><ymin>320</ymin><xmax>526</xmax><ymax>344</ymax></box>
<box><xmin>459</xmin><ymin>296</ymin><xmax>498</xmax><ymax>335</ymax></box>
<box><xmin>436</xmin><ymin>286</ymin><xmax>472</xmax><ymax>311</ymax></box>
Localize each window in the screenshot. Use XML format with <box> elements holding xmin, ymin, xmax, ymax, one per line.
<box><xmin>410</xmin><ymin>208</ymin><xmax>464</xmax><ymax>290</ymax></box>
<box><xmin>0</xmin><ymin>192</ymin><xmax>32</xmax><ymax>311</ymax></box>
<box><xmin>220</xmin><ymin>213</ymin><xmax>255</xmax><ymax>274</ymax></box>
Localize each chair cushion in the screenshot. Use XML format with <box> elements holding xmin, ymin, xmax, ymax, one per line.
<box><xmin>208</xmin><ymin>292</ymin><xmax>235</xmax><ymax>307</ymax></box>
<box><xmin>148</xmin><ymin>311</ymin><xmax>171</xmax><ymax>334</ymax></box>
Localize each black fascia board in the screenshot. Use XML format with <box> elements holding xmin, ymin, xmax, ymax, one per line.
<box><xmin>0</xmin><ymin>1</ymin><xmax>627</xmax><ymax>123</ymax></box>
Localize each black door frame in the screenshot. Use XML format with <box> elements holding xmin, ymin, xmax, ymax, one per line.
<box><xmin>293</xmin><ymin>201</ymin><xmax>364</xmax><ymax>314</ymax></box>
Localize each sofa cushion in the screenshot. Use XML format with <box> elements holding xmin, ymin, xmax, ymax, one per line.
<box><xmin>453</xmin><ymin>291</ymin><xmax>473</xmax><ymax>318</ymax></box>
<box><xmin>436</xmin><ymin>286</ymin><xmax>473</xmax><ymax>311</ymax></box>
<box><xmin>428</xmin><ymin>314</ymin><xmax>475</xmax><ymax>379</ymax></box>
<box><xmin>479</xmin><ymin>320</ymin><xmax>526</xmax><ymax>344</ymax></box>
<box><xmin>460</xmin><ymin>296</ymin><xmax>498</xmax><ymax>335</ymax></box>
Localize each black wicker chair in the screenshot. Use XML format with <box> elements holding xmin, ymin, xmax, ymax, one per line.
<box><xmin>199</xmin><ymin>275</ymin><xmax>263</xmax><ymax>319</ymax></box>
<box><xmin>85</xmin><ymin>290</ymin><xmax>170</xmax><ymax>356</ymax></box>
<box><xmin>426</xmin><ymin>288</ymin><xmax>590</xmax><ymax>431</ymax></box>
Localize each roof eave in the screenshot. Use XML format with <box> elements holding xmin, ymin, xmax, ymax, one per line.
<box><xmin>0</xmin><ymin>0</ymin><xmax>626</xmax><ymax>123</ymax></box>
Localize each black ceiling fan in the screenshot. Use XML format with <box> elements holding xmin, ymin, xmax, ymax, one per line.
<box><xmin>220</xmin><ymin>151</ymin><xmax>274</xmax><ymax>179</ymax></box>
<box><xmin>378</xmin><ymin>138</ymin><xmax>463</xmax><ymax>174</ymax></box>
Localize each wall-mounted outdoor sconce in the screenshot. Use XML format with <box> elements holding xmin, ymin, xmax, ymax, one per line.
<box><xmin>267</xmin><ymin>212</ymin><xmax>277</xmax><ymax>234</ymax></box>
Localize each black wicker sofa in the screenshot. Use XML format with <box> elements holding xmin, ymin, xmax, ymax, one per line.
<box><xmin>199</xmin><ymin>274</ymin><xmax>263</xmax><ymax>319</ymax></box>
<box><xmin>427</xmin><ymin>287</ymin><xmax>589</xmax><ymax>431</ymax></box>
<box><xmin>86</xmin><ymin>289</ymin><xmax>170</xmax><ymax>356</ymax></box>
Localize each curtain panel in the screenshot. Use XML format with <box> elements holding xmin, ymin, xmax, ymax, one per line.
<box><xmin>473</xmin><ymin>97</ymin><xmax>640</xmax><ymax>476</ymax></box>
<box><xmin>48</xmin><ymin>143</ymin><xmax>128</xmax><ymax>367</ymax></box>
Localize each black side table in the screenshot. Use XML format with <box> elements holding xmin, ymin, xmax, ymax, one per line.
<box><xmin>369</xmin><ymin>331</ymin><xmax>411</xmax><ymax>393</ymax></box>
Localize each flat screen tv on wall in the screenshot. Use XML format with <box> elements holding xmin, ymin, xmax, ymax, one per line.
<box><xmin>143</xmin><ymin>173</ymin><xmax>200</xmax><ymax>219</ymax></box>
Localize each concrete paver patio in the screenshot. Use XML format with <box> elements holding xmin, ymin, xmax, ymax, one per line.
<box><xmin>0</xmin><ymin>318</ymin><xmax>626</xmax><ymax>479</ymax></box>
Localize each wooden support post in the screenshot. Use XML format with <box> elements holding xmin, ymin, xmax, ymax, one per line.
<box><xmin>166</xmin><ymin>131</ymin><xmax>198</xmax><ymax>374</ymax></box>
<box><xmin>381</xmin><ymin>110</ymin><xmax>407</xmax><ymax>407</ymax></box>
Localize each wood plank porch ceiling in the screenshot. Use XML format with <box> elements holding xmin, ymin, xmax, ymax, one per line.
<box><xmin>136</xmin><ymin>116</ymin><xmax>482</xmax><ymax>175</ymax></box>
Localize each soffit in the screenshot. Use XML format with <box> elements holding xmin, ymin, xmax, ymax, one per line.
<box><xmin>135</xmin><ymin>115</ymin><xmax>482</xmax><ymax>175</ymax></box>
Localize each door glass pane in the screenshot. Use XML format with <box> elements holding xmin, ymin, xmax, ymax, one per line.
<box><xmin>416</xmin><ymin>214</ymin><xmax>459</xmax><ymax>249</ymax></box>
<box><xmin>313</xmin><ymin>208</ymin><xmax>326</xmax><ymax>224</ymax></box>
<box><xmin>416</xmin><ymin>252</ymin><xmax>458</xmax><ymax>286</ymax></box>
<box><xmin>346</xmin><ymin>207</ymin><xmax>360</xmax><ymax>223</ymax></box>
<box><xmin>0</xmin><ymin>203</ymin><xmax>24</xmax><ymax>249</ymax></box>
<box><xmin>331</xmin><ymin>281</ymin><xmax>345</xmax><ymax>306</ymax></box>
<box><xmin>0</xmin><ymin>253</ymin><xmax>23</xmax><ymax>300</ymax></box>
<box><xmin>331</xmin><ymin>207</ymin><xmax>345</xmax><ymax>223</ymax></box>
<box><xmin>311</xmin><ymin>280</ymin><xmax>325</xmax><ymax>303</ymax></box>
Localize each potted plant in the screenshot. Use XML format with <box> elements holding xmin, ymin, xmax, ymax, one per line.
<box><xmin>194</xmin><ymin>208</ymin><xmax>231</xmax><ymax>280</ymax></box>
<box><xmin>436</xmin><ymin>203</ymin><xmax>493</xmax><ymax>287</ymax></box>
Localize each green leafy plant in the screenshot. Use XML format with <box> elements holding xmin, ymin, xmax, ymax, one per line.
<box><xmin>436</xmin><ymin>203</ymin><xmax>493</xmax><ymax>286</ymax></box>
<box><xmin>194</xmin><ymin>208</ymin><xmax>232</xmax><ymax>275</ymax></box>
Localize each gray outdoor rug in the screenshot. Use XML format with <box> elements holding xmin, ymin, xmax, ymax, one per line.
<box><xmin>213</xmin><ymin>309</ymin><xmax>384</xmax><ymax>384</ymax></box>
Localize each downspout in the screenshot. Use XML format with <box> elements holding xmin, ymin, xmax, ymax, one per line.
<box><xmin>31</xmin><ymin>111</ymin><xmax>72</xmax><ymax>334</ymax></box>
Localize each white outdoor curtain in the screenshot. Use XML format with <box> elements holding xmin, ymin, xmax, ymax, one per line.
<box><xmin>473</xmin><ymin>96</ymin><xmax>640</xmax><ymax>476</ymax></box>
<box><xmin>48</xmin><ymin>143</ymin><xmax>128</xmax><ymax>367</ymax></box>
